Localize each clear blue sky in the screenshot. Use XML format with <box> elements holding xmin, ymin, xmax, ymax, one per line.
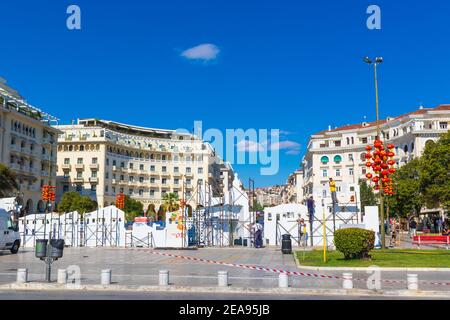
<box><xmin>2</xmin><ymin>0</ymin><xmax>450</xmax><ymax>187</ymax></box>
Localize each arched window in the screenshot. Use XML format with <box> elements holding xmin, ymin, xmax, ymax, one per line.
<box><xmin>333</xmin><ymin>155</ymin><xmax>342</xmax><ymax>163</ymax></box>
<box><xmin>320</xmin><ymin>156</ymin><xmax>329</xmax><ymax>164</ymax></box>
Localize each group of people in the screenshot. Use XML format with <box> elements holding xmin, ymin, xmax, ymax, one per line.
<box><xmin>409</xmin><ymin>216</ymin><xmax>449</xmax><ymax>237</ymax></box>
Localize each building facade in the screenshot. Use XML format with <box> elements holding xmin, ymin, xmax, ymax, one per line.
<box><xmin>0</xmin><ymin>78</ymin><xmax>59</xmax><ymax>215</ymax></box>
<box><xmin>301</xmin><ymin>105</ymin><xmax>450</xmax><ymax>207</ymax></box>
<box><xmin>55</xmin><ymin>119</ymin><xmax>232</xmax><ymax>211</ymax></box>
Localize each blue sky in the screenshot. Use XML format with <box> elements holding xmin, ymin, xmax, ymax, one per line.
<box><xmin>2</xmin><ymin>0</ymin><xmax>450</xmax><ymax>187</ymax></box>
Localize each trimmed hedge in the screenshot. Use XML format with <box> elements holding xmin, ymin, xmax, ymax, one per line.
<box><xmin>334</xmin><ymin>228</ymin><xmax>375</xmax><ymax>260</ymax></box>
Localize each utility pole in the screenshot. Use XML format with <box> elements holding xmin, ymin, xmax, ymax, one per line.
<box><xmin>364</xmin><ymin>57</ymin><xmax>386</xmax><ymax>249</ymax></box>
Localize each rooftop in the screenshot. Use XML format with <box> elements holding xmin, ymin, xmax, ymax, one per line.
<box><xmin>313</xmin><ymin>104</ymin><xmax>450</xmax><ymax>136</ymax></box>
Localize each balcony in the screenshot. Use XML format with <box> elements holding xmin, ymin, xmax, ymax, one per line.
<box><xmin>112</xmin><ymin>179</ymin><xmax>117</xmax><ymax>184</ymax></box>
<box><xmin>184</xmin><ymin>172</ymin><xmax>193</xmax><ymax>177</ymax></box>
<box><xmin>41</xmin><ymin>170</ymin><xmax>49</xmax><ymax>177</ymax></box>
<box><xmin>73</xmin><ymin>177</ymin><xmax>84</xmax><ymax>183</ymax></box>
<box><xmin>75</xmin><ymin>164</ymin><xmax>85</xmax><ymax>170</ymax></box>
<box><xmin>90</xmin><ymin>163</ymin><xmax>99</xmax><ymax>170</ymax></box>
<box><xmin>172</xmin><ymin>171</ymin><xmax>181</xmax><ymax>176</ymax></box>
<box><xmin>89</xmin><ymin>177</ymin><xmax>99</xmax><ymax>184</ymax></box>
<box><xmin>127</xmin><ymin>168</ymin><xmax>137</xmax><ymax>174</ymax></box>
<box><xmin>160</xmin><ymin>171</ymin><xmax>170</xmax><ymax>177</ymax></box>
<box><xmin>41</xmin><ymin>154</ymin><xmax>51</xmax><ymax>162</ymax></box>
<box><xmin>112</xmin><ymin>165</ymin><xmax>118</xmax><ymax>171</ymax></box>
<box><xmin>42</xmin><ymin>136</ymin><xmax>54</xmax><ymax>145</ymax></box>
<box><xmin>61</xmin><ymin>164</ymin><xmax>71</xmax><ymax>170</ymax></box>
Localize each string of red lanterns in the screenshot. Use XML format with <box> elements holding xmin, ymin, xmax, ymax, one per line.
<box><xmin>364</xmin><ymin>139</ymin><xmax>396</xmax><ymax>196</ymax></box>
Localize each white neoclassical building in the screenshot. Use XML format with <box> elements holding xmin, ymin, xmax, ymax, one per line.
<box><xmin>300</xmin><ymin>105</ymin><xmax>450</xmax><ymax>207</ymax></box>
<box><xmin>0</xmin><ymin>78</ymin><xmax>60</xmax><ymax>215</ymax></box>
<box><xmin>54</xmin><ymin>119</ymin><xmax>234</xmax><ymax>211</ymax></box>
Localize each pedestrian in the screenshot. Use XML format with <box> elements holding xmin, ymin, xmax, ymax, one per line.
<box><xmin>253</xmin><ymin>222</ymin><xmax>263</xmax><ymax>248</ymax></box>
<box><xmin>437</xmin><ymin>217</ymin><xmax>443</xmax><ymax>234</ymax></box>
<box><xmin>409</xmin><ymin>218</ymin><xmax>417</xmax><ymax>238</ymax></box>
<box><xmin>434</xmin><ymin>217</ymin><xmax>439</xmax><ymax>234</ymax></box>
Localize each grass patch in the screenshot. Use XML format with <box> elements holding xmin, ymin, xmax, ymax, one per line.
<box><xmin>295</xmin><ymin>249</ymin><xmax>450</xmax><ymax>268</ymax></box>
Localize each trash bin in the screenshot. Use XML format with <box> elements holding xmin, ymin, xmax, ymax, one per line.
<box><xmin>281</xmin><ymin>234</ymin><xmax>292</xmax><ymax>254</ymax></box>
<box><xmin>35</xmin><ymin>239</ymin><xmax>48</xmax><ymax>258</ymax></box>
<box><xmin>49</xmin><ymin>239</ymin><xmax>65</xmax><ymax>259</ymax></box>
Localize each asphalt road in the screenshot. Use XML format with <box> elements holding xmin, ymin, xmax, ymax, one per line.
<box><xmin>0</xmin><ymin>290</ymin><xmax>435</xmax><ymax>300</ymax></box>
<box><xmin>0</xmin><ymin>247</ymin><xmax>449</xmax><ymax>292</ymax></box>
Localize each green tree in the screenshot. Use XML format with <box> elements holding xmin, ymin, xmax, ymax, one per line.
<box><xmin>0</xmin><ymin>163</ymin><xmax>18</xmax><ymax>197</ymax></box>
<box><xmin>157</xmin><ymin>205</ymin><xmax>166</xmax><ymax>222</ymax></box>
<box><xmin>57</xmin><ymin>191</ymin><xmax>98</xmax><ymax>214</ymax></box>
<box><xmin>419</xmin><ymin>131</ymin><xmax>450</xmax><ymax>211</ymax></box>
<box><xmin>146</xmin><ymin>204</ymin><xmax>157</xmax><ymax>221</ymax></box>
<box><xmin>123</xmin><ymin>196</ymin><xmax>143</xmax><ymax>222</ymax></box>
<box><xmin>359</xmin><ymin>179</ymin><xmax>377</xmax><ymax>212</ymax></box>
<box><xmin>386</xmin><ymin>159</ymin><xmax>422</xmax><ymax>218</ymax></box>
<box><xmin>162</xmin><ymin>192</ymin><xmax>180</xmax><ymax>212</ymax></box>
<box><xmin>250</xmin><ymin>200</ymin><xmax>264</xmax><ymax>212</ymax></box>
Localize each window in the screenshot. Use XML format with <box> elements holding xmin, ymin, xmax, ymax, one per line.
<box><xmin>162</xmin><ymin>155</ymin><xmax>166</xmax><ymax>161</ymax></box>
<box><xmin>348</xmin><ymin>154</ymin><xmax>354</xmax><ymax>161</ymax></box>
<box><xmin>150</xmin><ymin>165</ymin><xmax>155</xmax><ymax>172</ymax></box>
<box><xmin>139</xmin><ymin>176</ymin><xmax>144</xmax><ymax>183</ymax></box>
<box><xmin>120</xmin><ymin>162</ymin><xmax>125</xmax><ymax>168</ymax></box>
<box><xmin>92</xmin><ymin>158</ymin><xmax>98</xmax><ymax>164</ymax></box>
<box><xmin>174</xmin><ymin>178</ymin><xmax>179</xmax><ymax>185</ymax></box>
<box><xmin>112</xmin><ymin>160</ymin><xmax>116</xmax><ymax>166</ymax></box>
<box><xmin>91</xmin><ymin>184</ymin><xmax>97</xmax><ymax>192</ymax></box>
<box><xmin>186</xmin><ymin>167</ymin><xmax>191</xmax><ymax>173</ymax></box>
<box><xmin>333</xmin><ymin>155</ymin><xmax>342</xmax><ymax>163</ymax></box>
<box><xmin>162</xmin><ymin>166</ymin><xmax>167</xmax><ymax>172</ymax></box>
<box><xmin>322</xmin><ymin>190</ymin><xmax>327</xmax><ymax>198</ymax></box>
<box><xmin>150</xmin><ymin>177</ymin><xmax>155</xmax><ymax>184</ymax></box>
<box><xmin>105</xmin><ymin>185</ymin><xmax>109</xmax><ymax>192</ymax></box>
<box><xmin>198</xmin><ymin>167</ymin><xmax>203</xmax><ymax>174</ymax></box>
<box><xmin>129</xmin><ymin>189</ymin><xmax>133</xmax><ymax>195</ymax></box>
<box><xmin>106</xmin><ymin>159</ymin><xmax>110</xmax><ymax>166</ymax></box>
<box><xmin>174</xmin><ymin>167</ymin><xmax>179</xmax><ymax>173</ymax></box>
<box><xmin>112</xmin><ymin>186</ymin><xmax>116</xmax><ymax>194</ymax></box>
<box><xmin>76</xmin><ymin>185</ymin><xmax>82</xmax><ymax>192</ymax></box>
<box><xmin>334</xmin><ymin>140</ymin><xmax>341</xmax><ymax>147</ymax></box>
<box><xmin>140</xmin><ymin>164</ymin><xmax>144</xmax><ymax>171</ymax></box>
<box><xmin>349</xmin><ymin>168</ymin><xmax>354</xmax><ymax>176</ymax></box>
<box><xmin>186</xmin><ymin>179</ymin><xmax>192</xmax><ymax>185</ymax></box>
<box><xmin>64</xmin><ymin>158</ymin><xmax>70</xmax><ymax>165</ymax></box>
<box><xmin>105</xmin><ymin>172</ymin><xmax>109</xmax><ymax>179</ymax></box>
<box><xmin>91</xmin><ymin>171</ymin><xmax>98</xmax><ymax>178</ymax></box>
<box><xmin>63</xmin><ymin>185</ymin><xmax>69</xmax><ymax>192</ymax></box>
<box><xmin>129</xmin><ymin>163</ymin><xmax>134</xmax><ymax>169</ymax></box>
<box><xmin>63</xmin><ymin>171</ymin><xmax>70</xmax><ymax>178</ymax></box>
<box><xmin>198</xmin><ymin>179</ymin><xmax>203</xmax><ymax>185</ymax></box>
<box><xmin>129</xmin><ymin>176</ymin><xmax>134</xmax><ymax>182</ymax></box>
<box><xmin>77</xmin><ymin>172</ymin><xmax>82</xmax><ymax>179</ymax></box>
<box><xmin>139</xmin><ymin>189</ymin><xmax>143</xmax><ymax>196</ymax></box>
<box><xmin>322</xmin><ymin>170</ymin><xmax>327</xmax><ymax>177</ymax></box>
<box><xmin>320</xmin><ymin>156</ymin><xmax>329</xmax><ymax>164</ymax></box>
<box><xmin>336</xmin><ymin>169</ymin><xmax>341</xmax><ymax>177</ymax></box>
<box><xmin>361</xmin><ymin>137</ymin><xmax>368</xmax><ymax>144</ymax></box>
<box><xmin>150</xmin><ymin>190</ymin><xmax>155</xmax><ymax>197</ymax></box>
<box><xmin>162</xmin><ymin>178</ymin><xmax>167</xmax><ymax>185</ymax></box>
<box><xmin>77</xmin><ymin>158</ymin><xmax>83</xmax><ymax>164</ymax></box>
<box><xmin>120</xmin><ymin>175</ymin><xmax>124</xmax><ymax>181</ymax></box>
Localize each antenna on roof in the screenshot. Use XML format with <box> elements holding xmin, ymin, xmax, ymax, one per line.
<box><xmin>418</xmin><ymin>102</ymin><xmax>424</xmax><ymax>110</ymax></box>
<box><xmin>328</xmin><ymin>125</ymin><xmax>331</xmax><ymax>131</ymax></box>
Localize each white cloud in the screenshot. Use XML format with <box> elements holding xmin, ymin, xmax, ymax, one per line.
<box><xmin>180</xmin><ymin>43</ymin><xmax>220</xmax><ymax>61</ymax></box>
<box><xmin>236</xmin><ymin>139</ymin><xmax>301</xmax><ymax>154</ymax></box>
<box><xmin>236</xmin><ymin>140</ymin><xmax>264</xmax><ymax>152</ymax></box>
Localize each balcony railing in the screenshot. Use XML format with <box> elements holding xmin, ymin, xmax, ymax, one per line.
<box><xmin>90</xmin><ymin>164</ymin><xmax>99</xmax><ymax>170</ymax></box>
<box><xmin>75</xmin><ymin>164</ymin><xmax>85</xmax><ymax>170</ymax></box>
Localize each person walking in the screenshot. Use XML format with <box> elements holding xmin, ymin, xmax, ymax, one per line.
<box><xmin>409</xmin><ymin>218</ymin><xmax>417</xmax><ymax>238</ymax></box>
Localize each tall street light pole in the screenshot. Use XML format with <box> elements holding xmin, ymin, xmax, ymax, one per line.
<box><xmin>364</xmin><ymin>56</ymin><xmax>386</xmax><ymax>249</ymax></box>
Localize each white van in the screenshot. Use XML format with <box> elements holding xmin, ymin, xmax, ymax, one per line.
<box><xmin>0</xmin><ymin>209</ymin><xmax>20</xmax><ymax>254</ymax></box>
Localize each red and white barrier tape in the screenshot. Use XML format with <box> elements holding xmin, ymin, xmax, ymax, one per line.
<box><xmin>131</xmin><ymin>248</ymin><xmax>450</xmax><ymax>287</ymax></box>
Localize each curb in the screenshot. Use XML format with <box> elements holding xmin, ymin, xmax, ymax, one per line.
<box><xmin>293</xmin><ymin>252</ymin><xmax>450</xmax><ymax>272</ymax></box>
<box><xmin>1</xmin><ymin>282</ymin><xmax>449</xmax><ymax>298</ymax></box>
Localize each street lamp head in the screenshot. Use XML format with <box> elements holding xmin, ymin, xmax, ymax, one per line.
<box><xmin>364</xmin><ymin>57</ymin><xmax>372</xmax><ymax>64</ymax></box>
<box><xmin>375</xmin><ymin>57</ymin><xmax>383</xmax><ymax>64</ymax></box>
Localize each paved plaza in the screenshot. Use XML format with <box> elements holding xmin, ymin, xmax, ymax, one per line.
<box><xmin>0</xmin><ymin>247</ymin><xmax>449</xmax><ymax>293</ymax></box>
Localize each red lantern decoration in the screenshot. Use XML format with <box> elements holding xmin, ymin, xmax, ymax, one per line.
<box><xmin>372</xmin><ymin>176</ymin><xmax>379</xmax><ymax>183</ymax></box>
<box><xmin>388</xmin><ymin>160</ymin><xmax>395</xmax><ymax>166</ymax></box>
<box><xmin>389</xmin><ymin>168</ymin><xmax>396</xmax><ymax>174</ymax></box>
<box><xmin>387</xmin><ymin>144</ymin><xmax>395</xmax><ymax>149</ymax></box>
<box><xmin>365</xmin><ymin>146</ymin><xmax>372</xmax><ymax>151</ymax></box>
<box><xmin>374</xmin><ymin>165</ymin><xmax>382</xmax><ymax>172</ymax></box>
<box><xmin>366</xmin><ymin>162</ymin><xmax>372</xmax><ymax>167</ymax></box>
<box><xmin>381</xmin><ymin>170</ymin><xmax>389</xmax><ymax>176</ymax></box>
<box><xmin>381</xmin><ymin>163</ymin><xmax>388</xmax><ymax>169</ymax></box>
<box><xmin>374</xmin><ymin>140</ymin><xmax>382</xmax><ymax>148</ymax></box>
<box><xmin>374</xmin><ymin>185</ymin><xmax>380</xmax><ymax>191</ymax></box>
<box><xmin>365</xmin><ymin>153</ymin><xmax>372</xmax><ymax>159</ymax></box>
<box><xmin>366</xmin><ymin>173</ymin><xmax>373</xmax><ymax>179</ymax></box>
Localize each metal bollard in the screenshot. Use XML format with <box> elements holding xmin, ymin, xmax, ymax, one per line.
<box><xmin>407</xmin><ymin>274</ymin><xmax>418</xmax><ymax>290</ymax></box>
<box><xmin>16</xmin><ymin>268</ymin><xmax>28</xmax><ymax>283</ymax></box>
<box><xmin>342</xmin><ymin>273</ymin><xmax>353</xmax><ymax>289</ymax></box>
<box><xmin>57</xmin><ymin>269</ymin><xmax>67</xmax><ymax>284</ymax></box>
<box><xmin>218</xmin><ymin>271</ymin><xmax>228</xmax><ymax>287</ymax></box>
<box><xmin>278</xmin><ymin>273</ymin><xmax>289</xmax><ymax>288</ymax></box>
<box><xmin>101</xmin><ymin>269</ymin><xmax>111</xmax><ymax>285</ymax></box>
<box><xmin>159</xmin><ymin>270</ymin><xmax>169</xmax><ymax>286</ymax></box>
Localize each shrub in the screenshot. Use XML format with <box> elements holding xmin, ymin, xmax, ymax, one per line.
<box><xmin>334</xmin><ymin>228</ymin><xmax>375</xmax><ymax>260</ymax></box>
